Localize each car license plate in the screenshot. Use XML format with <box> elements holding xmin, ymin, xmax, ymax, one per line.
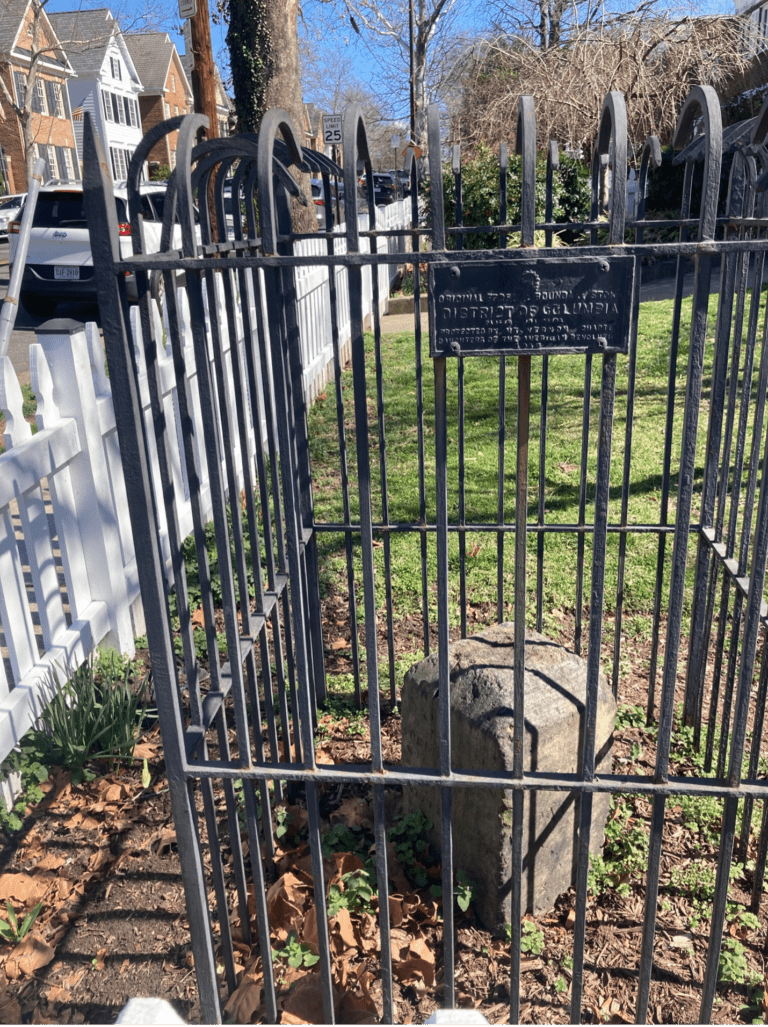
<box><xmin>54</xmin><ymin>266</ymin><xmax>79</xmax><ymax>280</ymax></box>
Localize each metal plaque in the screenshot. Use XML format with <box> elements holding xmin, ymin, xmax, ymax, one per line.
<box><xmin>429</xmin><ymin>255</ymin><xmax>635</xmax><ymax>358</ymax></box>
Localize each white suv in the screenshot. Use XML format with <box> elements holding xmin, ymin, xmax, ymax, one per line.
<box><xmin>9</xmin><ymin>181</ymin><xmax>178</xmax><ymax>318</ymax></box>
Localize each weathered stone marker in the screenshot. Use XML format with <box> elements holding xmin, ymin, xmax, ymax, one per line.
<box><xmin>401</xmin><ymin>623</ymin><xmax>616</xmax><ymax>930</ymax></box>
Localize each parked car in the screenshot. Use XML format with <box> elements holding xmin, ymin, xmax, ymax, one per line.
<box><xmin>359</xmin><ymin>173</ymin><xmax>397</xmax><ymax>206</ymax></box>
<box><xmin>0</xmin><ymin>193</ymin><xmax>26</xmax><ymax>238</ymax></box>
<box><xmin>8</xmin><ymin>181</ymin><xmax>179</xmax><ymax>318</ymax></box>
<box><xmin>310</xmin><ymin>178</ymin><xmax>344</xmax><ymax>230</ymax></box>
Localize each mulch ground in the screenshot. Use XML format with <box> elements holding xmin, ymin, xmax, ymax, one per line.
<box><xmin>0</xmin><ymin>601</ymin><xmax>765</xmax><ymax>1025</ymax></box>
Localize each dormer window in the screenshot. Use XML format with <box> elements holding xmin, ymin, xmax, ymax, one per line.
<box><xmin>110</xmin><ymin>57</ymin><xmax>122</xmax><ymax>80</ymax></box>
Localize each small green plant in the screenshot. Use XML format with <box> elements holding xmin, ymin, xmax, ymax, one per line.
<box><xmin>616</xmin><ymin>704</ymin><xmax>646</xmax><ymax>731</ymax></box>
<box><xmin>26</xmin><ymin>653</ymin><xmax>149</xmax><ymax>783</ymax></box>
<box><xmin>317</xmin><ymin>696</ymin><xmax>367</xmax><ymax>737</ymax></box>
<box><xmin>271</xmin><ymin>930</ymin><xmax>319</xmax><ymax>968</ymax></box>
<box><xmin>588</xmin><ymin>796</ymin><xmax>649</xmax><ymax>897</ymax></box>
<box><xmin>388</xmin><ymin>810</ymin><xmax>433</xmax><ymax>889</ymax></box>
<box><xmin>0</xmin><ymin>742</ymin><xmax>49</xmax><ymax>834</ymax></box>
<box><xmin>718</xmin><ymin>937</ymin><xmax>750</xmax><ymax>985</ymax></box>
<box><xmin>0</xmin><ymin>900</ymin><xmax>42</xmax><ymax>944</ymax></box>
<box><xmin>327</xmin><ymin>870</ymin><xmax>375</xmax><ymax>917</ymax></box>
<box><xmin>554</xmin><ymin>976</ymin><xmax>568</xmax><ymax>994</ymax></box>
<box><xmin>504</xmin><ymin>920</ymin><xmax>545</xmax><ymax>954</ymax></box>
<box><xmin>520</xmin><ymin>920</ymin><xmax>545</xmax><ymax>955</ymax></box>
<box><xmin>275</xmin><ymin>807</ymin><xmax>292</xmax><ymax>841</ymax></box>
<box><xmin>323</xmin><ymin>821</ymin><xmax>369</xmax><ymax>859</ymax></box>
<box><xmin>740</xmin><ymin>987</ymin><xmax>766</xmax><ymax>1024</ymax></box>
<box><xmin>727</xmin><ymin>904</ymin><xmax>760</xmax><ymax>933</ymax></box>
<box><xmin>562</xmin><ymin>954</ymin><xmax>573</xmax><ymax>973</ymax></box>
<box><xmin>454</xmin><ymin>870</ymin><xmax>473</xmax><ymax>912</ymax></box>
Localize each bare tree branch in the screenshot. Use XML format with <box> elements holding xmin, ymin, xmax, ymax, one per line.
<box><xmin>453</xmin><ymin>8</ymin><xmax>751</xmax><ymax>156</ymax></box>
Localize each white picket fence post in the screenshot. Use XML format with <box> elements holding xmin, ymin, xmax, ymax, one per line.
<box><xmin>34</xmin><ymin>320</ymin><xmax>136</xmax><ymax>654</ymax></box>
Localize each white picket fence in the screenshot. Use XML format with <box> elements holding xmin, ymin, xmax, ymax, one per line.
<box><xmin>0</xmin><ymin>200</ymin><xmax>409</xmax><ymax>783</ymax></box>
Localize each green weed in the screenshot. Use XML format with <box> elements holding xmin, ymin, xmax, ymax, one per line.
<box><xmin>454</xmin><ymin>869</ymin><xmax>473</xmax><ymax>912</ymax></box>
<box><xmin>0</xmin><ymin>900</ymin><xmax>42</xmax><ymax>944</ymax></box>
<box><xmin>588</xmin><ymin>796</ymin><xmax>648</xmax><ymax>897</ymax></box>
<box><xmin>327</xmin><ymin>870</ymin><xmax>375</xmax><ymax>917</ymax></box>
<box><xmin>25</xmin><ymin>653</ymin><xmax>149</xmax><ymax>784</ymax></box>
<box><xmin>718</xmin><ymin>937</ymin><xmax>751</xmax><ymax>986</ymax></box>
<box><xmin>387</xmin><ymin>810</ymin><xmax>434</xmax><ymax>890</ymax></box>
<box><xmin>271</xmin><ymin>930</ymin><xmax>319</xmax><ymax>969</ymax></box>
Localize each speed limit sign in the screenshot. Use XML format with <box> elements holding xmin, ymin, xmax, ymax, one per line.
<box><xmin>322</xmin><ymin>114</ymin><xmax>342</xmax><ymax>146</ymax></box>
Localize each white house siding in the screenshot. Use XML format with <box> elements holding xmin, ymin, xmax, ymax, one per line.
<box><xmin>97</xmin><ymin>41</ymin><xmax>143</xmax><ymax>181</ymax></box>
<box><xmin>67</xmin><ymin>85</ymin><xmax>97</xmax><ymax>175</ymax></box>
<box><xmin>64</xmin><ymin>42</ymin><xmax>144</xmax><ymax>181</ymax></box>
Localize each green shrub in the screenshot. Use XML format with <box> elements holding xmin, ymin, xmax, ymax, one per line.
<box><xmin>425</xmin><ymin>142</ymin><xmax>590</xmax><ymax>250</ymax></box>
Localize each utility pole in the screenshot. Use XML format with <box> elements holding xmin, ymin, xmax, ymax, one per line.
<box><xmin>188</xmin><ymin>0</ymin><xmax>218</xmax><ymax>139</ymax></box>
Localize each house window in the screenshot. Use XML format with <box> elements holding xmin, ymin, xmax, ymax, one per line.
<box><xmin>110</xmin><ymin>57</ymin><xmax>122</xmax><ymax>80</ymax></box>
<box><xmin>32</xmin><ymin>78</ymin><xmax>47</xmax><ymax>114</ymax></box>
<box><xmin>133</xmin><ymin>99</ymin><xmax>140</xmax><ymax>127</ymax></box>
<box><xmin>173</xmin><ymin>105</ymin><xmax>178</xmax><ymax>117</ymax></box>
<box><xmin>170</xmin><ymin>148</ymin><xmax>176</xmax><ymax>169</ymax></box>
<box><xmin>45</xmin><ymin>80</ymin><xmax>64</xmax><ymax>117</ymax></box>
<box><xmin>123</xmin><ymin>95</ymin><xmax>137</xmax><ymax>128</ymax></box>
<box><xmin>102</xmin><ymin>89</ymin><xmax>114</xmax><ymax>122</ymax></box>
<box><xmin>164</xmin><ymin>101</ymin><xmax>171</xmax><ymax>119</ymax></box>
<box><xmin>36</xmin><ymin>144</ymin><xmax>55</xmax><ymax>179</ymax></box>
<box><xmin>116</xmin><ymin>94</ymin><xmax>126</xmax><ymax>125</ymax></box>
<box><xmin>170</xmin><ymin>73</ymin><xmax>176</xmax><ymax>92</ymax></box>
<box><xmin>110</xmin><ymin>146</ymin><xmax>130</xmax><ymax>181</ymax></box>
<box><xmin>13</xmin><ymin>71</ymin><xmax>26</xmax><ymax>107</ymax></box>
<box><xmin>56</xmin><ymin>145</ymin><xmax>73</xmax><ymax>180</ymax></box>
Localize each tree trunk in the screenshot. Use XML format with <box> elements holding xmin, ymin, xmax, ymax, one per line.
<box><xmin>264</xmin><ymin>0</ymin><xmax>317</xmax><ymax>232</ymax></box>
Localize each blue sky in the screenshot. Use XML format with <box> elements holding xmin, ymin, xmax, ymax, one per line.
<box><xmin>41</xmin><ymin>0</ymin><xmax>739</xmax><ymax>97</ymax></box>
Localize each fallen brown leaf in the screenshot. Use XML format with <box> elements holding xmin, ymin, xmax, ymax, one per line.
<box><xmin>0</xmin><ymin>873</ymin><xmax>53</xmax><ymax>905</ymax></box>
<box><xmin>0</xmin><ymin>987</ymin><xmax>21</xmax><ymax>1024</ymax></box>
<box><xmin>7</xmin><ymin>935</ymin><xmax>55</xmax><ymax>976</ymax></box>
<box><xmin>281</xmin><ymin>973</ymin><xmax>336</xmax><ymax>1024</ymax></box>
<box><xmin>45</xmin><ymin>986</ymin><xmax>72</xmax><ymax>1004</ymax></box>
<box><xmin>224</xmin><ymin>972</ymin><xmax>262</xmax><ymax>1023</ymax></box>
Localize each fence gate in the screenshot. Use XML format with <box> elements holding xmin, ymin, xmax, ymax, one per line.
<box><xmin>83</xmin><ymin>86</ymin><xmax>768</xmax><ymax>1025</ymax></box>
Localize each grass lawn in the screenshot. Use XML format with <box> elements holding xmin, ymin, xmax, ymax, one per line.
<box><xmin>308</xmin><ymin>287</ymin><xmax>765</xmax><ymax>694</ymax></box>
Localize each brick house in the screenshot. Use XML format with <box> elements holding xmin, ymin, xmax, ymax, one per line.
<box><xmin>48</xmin><ymin>9</ymin><xmax>145</xmax><ymax>183</ymax></box>
<box><xmin>0</xmin><ymin>0</ymin><xmax>79</xmax><ymax>193</ymax></box>
<box><xmin>124</xmin><ymin>33</ymin><xmax>191</xmax><ymax>174</ymax></box>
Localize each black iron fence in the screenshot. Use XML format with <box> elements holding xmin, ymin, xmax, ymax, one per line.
<box><xmin>82</xmin><ymin>87</ymin><xmax>768</xmax><ymax>1023</ymax></box>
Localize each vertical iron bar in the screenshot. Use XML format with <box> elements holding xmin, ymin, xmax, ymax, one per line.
<box><xmin>647</xmin><ymin>160</ymin><xmax>694</xmax><ymax>721</ymax></box>
<box><xmin>435</xmin><ymin>355</ymin><xmax>455</xmax><ymax>1009</ymax></box>
<box><xmin>497</xmin><ymin>143</ymin><xmax>509</xmax><ymax>623</ymax></box>
<box><xmin>453</xmin><ymin>145</ymin><xmax>468</xmax><ymax>639</ymax></box>
<box><xmin>537</xmin><ymin>139</ymin><xmax>558</xmax><ymax>634</ymax></box>
<box><xmin>699</xmin><ymin>367</ymin><xmax>768</xmax><ymax>1019</ymax></box>
<box><xmin>509</xmin><ymin>354</ymin><xmax>530</xmax><ymax>1024</ymax></box>
<box><xmin>570</xmin><ymin>355</ymin><xmax>616</xmax><ymax>1022</ymax></box>
<box><xmin>683</xmin><ymin>156</ymin><xmax>749</xmax><ymax>729</ymax></box>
